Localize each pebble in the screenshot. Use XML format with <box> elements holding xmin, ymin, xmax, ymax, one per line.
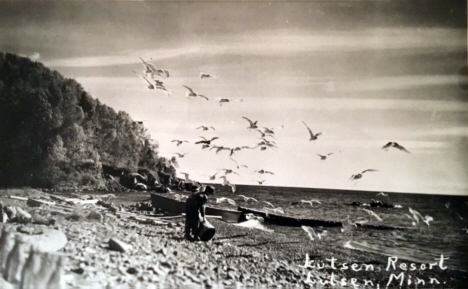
<box><xmin>127</xmin><ymin>267</ymin><xmax>138</xmax><ymax>274</ymax></box>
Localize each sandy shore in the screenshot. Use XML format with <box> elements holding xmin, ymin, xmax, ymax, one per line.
<box><xmin>0</xmin><ymin>188</ymin><xmax>466</xmax><ymax>288</ymax></box>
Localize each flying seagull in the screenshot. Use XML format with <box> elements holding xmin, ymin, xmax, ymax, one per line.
<box><xmin>139</xmin><ymin>57</ymin><xmax>170</xmax><ymax>79</ymax></box>
<box><xmin>219</xmin><ymin>169</ymin><xmax>240</xmax><ymax>176</ymax></box>
<box><xmin>361</xmin><ymin>208</ymin><xmax>383</xmax><ymax>222</ymax></box>
<box><xmin>132</xmin><ymin>70</ymin><xmax>155</xmax><ymax>90</ymax></box>
<box><xmin>301</xmin><ymin>199</ymin><xmax>322</xmax><ymax>206</ymax></box>
<box><xmin>209</xmin><ymin>172</ymin><xmax>218</xmax><ymax>180</ymax></box>
<box><xmin>173</xmin><ymin>153</ymin><xmax>187</xmax><ymax>158</ymax></box>
<box><xmin>242</xmin><ymin>117</ymin><xmax>258</xmax><ymax>129</ymax></box>
<box><xmin>171</xmin><ymin>140</ymin><xmax>189</xmax><ymax>146</ymax></box>
<box><xmin>219</xmin><ymin>176</ymin><xmax>236</xmax><ymax>193</ymax></box>
<box><xmin>256</xmin><ymin>129</ymin><xmax>276</xmax><ymax>139</ymax></box>
<box><xmin>217</xmin><ymin>98</ymin><xmax>243</xmax><ymax>106</ymax></box>
<box><xmin>317</xmin><ymin>153</ymin><xmax>333</xmax><ymax>161</ymax></box>
<box><xmin>195</xmin><ymin>136</ymin><xmax>219</xmax><ymax>145</ymax></box>
<box><xmin>407</xmin><ymin>208</ymin><xmax>433</xmax><ymax>227</ymax></box>
<box><xmin>210</xmin><ymin>145</ymin><xmax>230</xmax><ymax>154</ymax></box>
<box><xmin>382</xmin><ymin>142</ymin><xmax>410</xmax><ymax>153</ymax></box>
<box><xmin>238</xmin><ymin>195</ymin><xmax>258</xmax><ymax>202</ymax></box>
<box><xmin>302</xmin><ymin>225</ymin><xmax>322</xmax><ymax>241</ymax></box>
<box><xmin>230</xmin><ymin>158</ymin><xmax>248</xmax><ymax>169</ymax></box>
<box><xmin>255</xmin><ymin>169</ymin><xmax>275</xmax><ymax>175</ymax></box>
<box><xmin>199</xmin><ymin>72</ymin><xmax>217</xmax><ymax>79</ymax></box>
<box><xmin>197</xmin><ymin>126</ymin><xmax>215</xmax><ymax>131</ymax></box>
<box><xmin>263</xmin><ymin>200</ymin><xmax>275</xmax><ymax>208</ymax></box>
<box><xmin>216</xmin><ymin>197</ymin><xmax>236</xmax><ymax>206</ymax></box>
<box><xmin>263</xmin><ymin>127</ymin><xmax>275</xmax><ymax>135</ymax></box>
<box><xmin>182</xmin><ymin>85</ymin><xmax>209</xmax><ymax>100</ymax></box>
<box><xmin>302</xmin><ymin>121</ymin><xmax>322</xmax><ymax>141</ymax></box>
<box><xmin>350</xmin><ymin>169</ymin><xmax>378</xmax><ymax>181</ymax></box>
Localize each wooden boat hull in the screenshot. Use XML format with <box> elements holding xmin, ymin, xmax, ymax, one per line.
<box><xmin>150</xmin><ymin>193</ymin><xmax>241</xmax><ymax>223</ymax></box>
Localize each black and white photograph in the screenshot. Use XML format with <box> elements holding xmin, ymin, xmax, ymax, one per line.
<box><xmin>0</xmin><ymin>0</ymin><xmax>467</xmax><ymax>288</ymax></box>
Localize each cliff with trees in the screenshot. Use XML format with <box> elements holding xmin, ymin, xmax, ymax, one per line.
<box><xmin>0</xmin><ymin>52</ymin><xmax>176</xmax><ymax>190</ymax></box>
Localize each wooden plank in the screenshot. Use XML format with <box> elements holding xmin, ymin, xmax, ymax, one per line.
<box><xmin>9</xmin><ymin>195</ymin><xmax>28</xmax><ymax>201</ymax></box>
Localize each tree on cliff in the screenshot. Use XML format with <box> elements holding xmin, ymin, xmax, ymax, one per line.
<box><xmin>0</xmin><ymin>52</ymin><xmax>175</xmax><ymax>189</ymax></box>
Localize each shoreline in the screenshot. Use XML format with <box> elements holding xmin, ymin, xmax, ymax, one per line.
<box><xmin>0</xmin><ymin>188</ymin><xmax>467</xmax><ymax>288</ymax></box>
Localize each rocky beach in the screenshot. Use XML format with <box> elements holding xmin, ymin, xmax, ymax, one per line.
<box><xmin>1</xmin><ymin>187</ymin><xmax>467</xmax><ymax>288</ymax></box>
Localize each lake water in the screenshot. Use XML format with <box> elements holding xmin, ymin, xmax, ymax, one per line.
<box><xmin>95</xmin><ymin>185</ymin><xmax>468</xmax><ymax>272</ymax></box>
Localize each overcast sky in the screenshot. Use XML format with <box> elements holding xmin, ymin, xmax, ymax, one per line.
<box><xmin>1</xmin><ymin>1</ymin><xmax>467</xmax><ymax>195</ymax></box>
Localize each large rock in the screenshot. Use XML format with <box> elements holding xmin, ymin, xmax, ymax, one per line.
<box><xmin>108</xmin><ymin>238</ymin><xmax>132</xmax><ymax>252</ymax></box>
<box><xmin>20</xmin><ymin>229</ymin><xmax>67</xmax><ymax>252</ymax></box>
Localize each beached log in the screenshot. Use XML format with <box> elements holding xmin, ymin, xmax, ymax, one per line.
<box><xmin>151</xmin><ymin>214</ymin><xmax>186</xmax><ymax>220</ymax></box>
<box><xmin>26</xmin><ymin>198</ymin><xmax>55</xmax><ymax>207</ymax></box>
<box><xmin>215</xmin><ymin>233</ymin><xmax>248</xmax><ymax>240</ymax></box>
<box><xmin>8</xmin><ymin>196</ymin><xmax>28</xmax><ymax>201</ymax></box>
<box><xmin>128</xmin><ymin>216</ymin><xmax>166</xmax><ymax>225</ymax></box>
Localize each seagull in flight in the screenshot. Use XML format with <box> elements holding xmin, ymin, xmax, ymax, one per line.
<box><xmin>382</xmin><ymin>142</ymin><xmax>410</xmax><ymax>153</ymax></box>
<box><xmin>301</xmin><ymin>226</ymin><xmax>322</xmax><ymax>241</ymax></box>
<box><xmin>219</xmin><ymin>169</ymin><xmax>240</xmax><ymax>176</ymax></box>
<box><xmin>238</xmin><ymin>195</ymin><xmax>258</xmax><ymax>202</ymax></box>
<box><xmin>377</xmin><ymin>192</ymin><xmax>388</xmax><ymax>197</ymax></box>
<box><xmin>132</xmin><ymin>70</ymin><xmax>155</xmax><ymax>90</ymax></box>
<box><xmin>210</xmin><ymin>145</ymin><xmax>230</xmax><ymax>154</ymax></box>
<box><xmin>256</xmin><ymin>129</ymin><xmax>276</xmax><ymax>139</ymax></box>
<box><xmin>182</xmin><ymin>85</ymin><xmax>209</xmax><ymax>100</ymax></box>
<box><xmin>254</xmin><ymin>180</ymin><xmax>266</xmax><ymax>185</ymax></box>
<box><xmin>197</xmin><ymin>126</ymin><xmax>215</xmax><ymax>131</ymax></box>
<box><xmin>302</xmin><ymin>121</ymin><xmax>322</xmax><ymax>141</ymax></box>
<box><xmin>199</xmin><ymin>72</ymin><xmax>217</xmax><ymax>79</ymax></box>
<box><xmin>217</xmin><ymin>98</ymin><xmax>243</xmax><ymax>106</ymax></box>
<box><xmin>301</xmin><ymin>199</ymin><xmax>322</xmax><ymax>206</ymax></box>
<box><xmin>139</xmin><ymin>57</ymin><xmax>170</xmax><ymax>79</ymax></box>
<box><xmin>361</xmin><ymin>208</ymin><xmax>383</xmax><ymax>222</ymax></box>
<box><xmin>172</xmin><ymin>140</ymin><xmax>189</xmax><ymax>146</ymax></box>
<box><xmin>317</xmin><ymin>153</ymin><xmax>333</xmax><ymax>161</ymax></box>
<box><xmin>263</xmin><ymin>200</ymin><xmax>275</xmax><ymax>208</ymax></box>
<box><xmin>230</xmin><ymin>158</ymin><xmax>248</xmax><ymax>169</ymax></box>
<box><xmin>216</xmin><ymin>197</ymin><xmax>236</xmax><ymax>206</ymax></box>
<box><xmin>209</xmin><ymin>172</ymin><xmax>218</xmax><ymax>180</ymax></box>
<box><xmin>255</xmin><ymin>169</ymin><xmax>275</xmax><ymax>175</ymax></box>
<box><xmin>219</xmin><ymin>176</ymin><xmax>236</xmax><ymax>193</ymax></box>
<box><xmin>242</xmin><ymin>117</ymin><xmax>258</xmax><ymax>129</ymax></box>
<box><xmin>350</xmin><ymin>169</ymin><xmax>378</xmax><ymax>181</ymax></box>
<box><xmin>195</xmin><ymin>136</ymin><xmax>219</xmax><ymax>145</ymax></box>
<box><xmin>263</xmin><ymin>127</ymin><xmax>275</xmax><ymax>135</ymax></box>
<box><xmin>407</xmin><ymin>207</ymin><xmax>432</xmax><ymax>227</ymax></box>
<box><xmin>173</xmin><ymin>153</ymin><xmax>187</xmax><ymax>158</ymax></box>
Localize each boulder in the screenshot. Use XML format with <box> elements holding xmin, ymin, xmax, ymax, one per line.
<box><xmin>108</xmin><ymin>238</ymin><xmax>132</xmax><ymax>252</ymax></box>
<box><xmin>21</xmin><ymin>229</ymin><xmax>67</xmax><ymax>252</ymax></box>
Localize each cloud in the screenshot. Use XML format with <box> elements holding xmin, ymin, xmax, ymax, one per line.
<box><xmin>42</xmin><ymin>27</ymin><xmax>465</xmax><ymax>68</ymax></box>
<box><xmin>335</xmin><ymin>75</ymin><xmax>460</xmax><ymax>92</ymax></box>
<box><xmin>29</xmin><ymin>52</ymin><xmax>40</xmax><ymax>60</ymax></box>
<box><xmin>43</xmin><ymin>47</ymin><xmax>202</xmax><ymax>68</ymax></box>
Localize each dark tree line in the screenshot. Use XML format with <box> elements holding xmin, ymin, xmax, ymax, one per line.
<box><xmin>0</xmin><ymin>52</ymin><xmax>175</xmax><ymax>189</ymax></box>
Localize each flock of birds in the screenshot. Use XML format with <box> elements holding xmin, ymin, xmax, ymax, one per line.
<box><xmin>132</xmin><ymin>57</ymin><xmax>439</xmax><ymax>228</ymax></box>
<box><xmin>133</xmin><ymin>57</ymin><xmax>413</xmax><ymax>193</ymax></box>
<box><xmin>130</xmin><ymin>58</ymin><xmax>468</xmax><ymax>266</ymax></box>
